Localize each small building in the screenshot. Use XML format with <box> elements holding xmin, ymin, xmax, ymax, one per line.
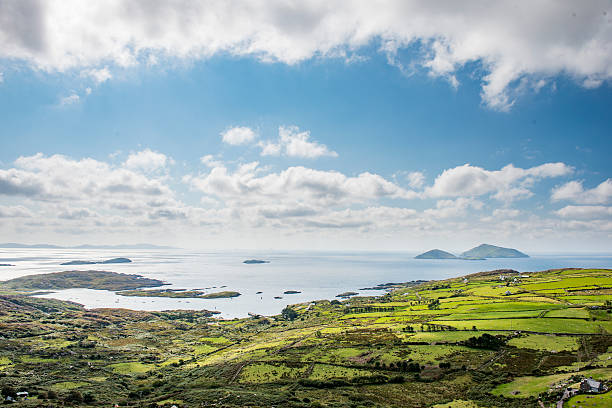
<box><xmin>580</xmin><ymin>377</ymin><xmax>604</xmax><ymax>393</ymax></box>
<box><xmin>16</xmin><ymin>391</ymin><xmax>28</xmax><ymax>399</ymax></box>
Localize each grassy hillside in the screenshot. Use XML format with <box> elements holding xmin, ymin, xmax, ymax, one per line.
<box><xmin>0</xmin><ymin>268</ymin><xmax>610</xmax><ymax>407</ymax></box>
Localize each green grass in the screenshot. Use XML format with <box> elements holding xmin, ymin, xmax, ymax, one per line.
<box><xmin>51</xmin><ymin>381</ymin><xmax>89</xmax><ymax>390</ymax></box>
<box><xmin>239</xmin><ymin>362</ymin><xmax>308</xmax><ymax>383</ymax></box>
<box><xmin>199</xmin><ymin>336</ymin><xmax>232</xmax><ymax>344</ymax></box>
<box><xmin>107</xmin><ymin>361</ymin><xmax>154</xmax><ymax>374</ymax></box>
<box><xmin>543</xmin><ymin>308</ymin><xmax>590</xmax><ymax>319</ymax></box>
<box><xmin>20</xmin><ymin>356</ymin><xmax>58</xmax><ymax>363</ymax></box>
<box><xmin>193</xmin><ymin>344</ymin><xmax>219</xmax><ymax>355</ymax></box>
<box><xmin>565</xmin><ymin>390</ymin><xmax>612</xmax><ymax>407</ymax></box>
<box><xmin>507</xmin><ymin>334</ymin><xmax>580</xmax><ymax>351</ymax></box>
<box><xmin>492</xmin><ymin>368</ymin><xmax>612</xmax><ymax>398</ymax></box>
<box><xmin>308</xmin><ymin>364</ymin><xmax>374</xmax><ymax>380</ymax></box>
<box><xmin>432</xmin><ymin>400</ymin><xmax>483</xmax><ymax>408</ymax></box>
<box><xmin>435</xmin><ymin>318</ymin><xmax>612</xmax><ymax>334</ymax></box>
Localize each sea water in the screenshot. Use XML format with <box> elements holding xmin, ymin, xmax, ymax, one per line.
<box><xmin>1</xmin><ymin>248</ymin><xmax>611</xmax><ymax>318</ymax></box>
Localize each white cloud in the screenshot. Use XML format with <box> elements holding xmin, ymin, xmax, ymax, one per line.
<box><xmin>0</xmin><ymin>205</ymin><xmax>33</xmax><ymax>218</ymax></box>
<box><xmin>124</xmin><ymin>149</ymin><xmax>170</xmax><ymax>172</ymax></box>
<box><xmin>556</xmin><ymin>205</ymin><xmax>612</xmax><ymax>219</ymax></box>
<box><xmin>424</xmin><ymin>197</ymin><xmax>483</xmax><ymax>219</ymax></box>
<box><xmin>0</xmin><ymin>72</ymin><xmax>3</xmax><ymax>83</ymax></box>
<box><xmin>59</xmin><ymin>93</ymin><xmax>80</xmax><ymax>105</ymax></box>
<box><xmin>551</xmin><ymin>179</ymin><xmax>612</xmax><ymax>204</ymax></box>
<box><xmin>259</xmin><ymin>126</ymin><xmax>337</xmax><ymax>159</ymax></box>
<box><xmin>81</xmin><ymin>66</ymin><xmax>112</xmax><ymax>84</ymax></box>
<box><xmin>186</xmin><ymin>162</ymin><xmax>416</xmax><ymax>209</ymax></box>
<box><xmin>200</xmin><ymin>154</ymin><xmax>224</xmax><ymax>168</ymax></box>
<box><xmin>221</xmin><ymin>126</ymin><xmax>257</xmax><ymax>145</ymax></box>
<box><xmin>0</xmin><ymin>153</ymin><xmax>173</xmax><ymax>202</ymax></box>
<box><xmin>425</xmin><ymin>163</ymin><xmax>573</xmax><ymax>201</ymax></box>
<box><xmin>2</xmin><ymin>1</ymin><xmax>610</xmax><ymax>109</ymax></box>
<box><xmin>406</xmin><ymin>171</ymin><xmax>425</xmax><ymax>189</ymax></box>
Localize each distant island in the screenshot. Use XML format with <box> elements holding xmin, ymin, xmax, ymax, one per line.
<box><xmin>60</xmin><ymin>257</ymin><xmax>132</xmax><ymax>265</ymax></box>
<box><xmin>243</xmin><ymin>259</ymin><xmax>270</xmax><ymax>264</ymax></box>
<box><xmin>0</xmin><ymin>270</ymin><xmax>165</xmax><ymax>291</ymax></box>
<box><xmin>415</xmin><ymin>243</ymin><xmax>528</xmax><ymax>260</ymax></box>
<box><xmin>283</xmin><ymin>290</ymin><xmax>301</xmax><ymax>294</ymax></box>
<box><xmin>414</xmin><ymin>249</ymin><xmax>458</xmax><ymax>259</ymax></box>
<box><xmin>0</xmin><ymin>243</ymin><xmax>175</xmax><ymax>249</ymax></box>
<box><xmin>461</xmin><ymin>243</ymin><xmax>529</xmax><ymax>258</ymax></box>
<box><xmin>0</xmin><ymin>264</ymin><xmax>14</xmax><ymax>266</ymax></box>
<box><xmin>117</xmin><ymin>289</ymin><xmax>241</xmax><ymax>299</ymax></box>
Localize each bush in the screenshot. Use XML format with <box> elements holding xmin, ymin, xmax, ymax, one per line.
<box><xmin>65</xmin><ymin>390</ymin><xmax>83</xmax><ymax>403</ymax></box>
<box><xmin>1</xmin><ymin>386</ymin><xmax>16</xmax><ymax>399</ymax></box>
<box><xmin>83</xmin><ymin>392</ymin><xmax>96</xmax><ymax>403</ymax></box>
<box><xmin>281</xmin><ymin>306</ymin><xmax>298</xmax><ymax>321</ymax></box>
<box><xmin>464</xmin><ymin>333</ymin><xmax>505</xmax><ymax>350</ymax></box>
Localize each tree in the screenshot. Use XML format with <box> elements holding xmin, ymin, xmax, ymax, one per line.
<box><xmin>1</xmin><ymin>386</ymin><xmax>16</xmax><ymax>399</ymax></box>
<box><xmin>281</xmin><ymin>306</ymin><xmax>298</xmax><ymax>321</ymax></box>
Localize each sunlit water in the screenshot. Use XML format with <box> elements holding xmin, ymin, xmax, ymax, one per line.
<box><xmin>1</xmin><ymin>248</ymin><xmax>611</xmax><ymax>318</ymax></box>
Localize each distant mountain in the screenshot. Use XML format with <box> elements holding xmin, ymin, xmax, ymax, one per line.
<box><xmin>415</xmin><ymin>249</ymin><xmax>458</xmax><ymax>259</ymax></box>
<box><xmin>0</xmin><ymin>243</ymin><xmax>175</xmax><ymax>249</ymax></box>
<box><xmin>0</xmin><ymin>243</ymin><xmax>63</xmax><ymax>249</ymax></box>
<box><xmin>461</xmin><ymin>244</ymin><xmax>528</xmax><ymax>259</ymax></box>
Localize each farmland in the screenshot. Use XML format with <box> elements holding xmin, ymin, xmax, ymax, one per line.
<box><xmin>0</xmin><ymin>267</ymin><xmax>610</xmax><ymax>407</ymax></box>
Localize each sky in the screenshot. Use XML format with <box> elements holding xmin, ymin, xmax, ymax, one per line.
<box><xmin>0</xmin><ymin>0</ymin><xmax>611</xmax><ymax>252</ymax></box>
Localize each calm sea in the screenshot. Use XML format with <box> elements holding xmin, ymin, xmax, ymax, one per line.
<box><xmin>1</xmin><ymin>248</ymin><xmax>611</xmax><ymax>318</ymax></box>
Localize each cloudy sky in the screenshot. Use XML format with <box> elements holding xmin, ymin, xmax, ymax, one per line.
<box><xmin>0</xmin><ymin>1</ymin><xmax>611</xmax><ymax>251</ymax></box>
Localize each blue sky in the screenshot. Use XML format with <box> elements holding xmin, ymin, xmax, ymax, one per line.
<box><xmin>0</xmin><ymin>1</ymin><xmax>611</xmax><ymax>251</ymax></box>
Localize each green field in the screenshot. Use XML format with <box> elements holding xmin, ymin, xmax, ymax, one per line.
<box><xmin>0</xmin><ymin>267</ymin><xmax>610</xmax><ymax>407</ymax></box>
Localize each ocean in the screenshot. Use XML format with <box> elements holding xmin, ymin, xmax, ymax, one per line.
<box><xmin>1</xmin><ymin>248</ymin><xmax>611</xmax><ymax>318</ymax></box>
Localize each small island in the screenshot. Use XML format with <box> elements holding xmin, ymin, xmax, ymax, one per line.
<box><xmin>0</xmin><ymin>270</ymin><xmax>165</xmax><ymax>291</ymax></box>
<box><xmin>283</xmin><ymin>290</ymin><xmax>301</xmax><ymax>294</ymax></box>
<box><xmin>243</xmin><ymin>259</ymin><xmax>270</xmax><ymax>264</ymax></box>
<box><xmin>60</xmin><ymin>257</ymin><xmax>132</xmax><ymax>265</ymax></box>
<box><xmin>117</xmin><ymin>289</ymin><xmax>241</xmax><ymax>299</ymax></box>
<box><xmin>0</xmin><ymin>263</ymin><xmax>14</xmax><ymax>266</ymax></box>
<box><xmin>336</xmin><ymin>291</ymin><xmax>359</xmax><ymax>298</ymax></box>
<box><xmin>461</xmin><ymin>244</ymin><xmax>529</xmax><ymax>258</ymax></box>
<box><xmin>415</xmin><ymin>249</ymin><xmax>458</xmax><ymax>259</ymax></box>
<box><xmin>415</xmin><ymin>244</ymin><xmax>528</xmax><ymax>260</ymax></box>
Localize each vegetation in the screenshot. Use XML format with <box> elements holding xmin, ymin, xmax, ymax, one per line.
<box><xmin>0</xmin><ymin>267</ymin><xmax>610</xmax><ymax>407</ymax></box>
<box><xmin>117</xmin><ymin>288</ymin><xmax>240</xmax><ymax>299</ymax></box>
<box><xmin>0</xmin><ymin>270</ymin><xmax>165</xmax><ymax>291</ymax></box>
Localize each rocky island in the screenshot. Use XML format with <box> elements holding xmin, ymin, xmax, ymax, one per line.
<box><xmin>414</xmin><ymin>249</ymin><xmax>458</xmax><ymax>259</ymax></box>
<box><xmin>0</xmin><ymin>270</ymin><xmax>165</xmax><ymax>291</ymax></box>
<box><xmin>415</xmin><ymin>244</ymin><xmax>528</xmax><ymax>260</ymax></box>
<box><xmin>60</xmin><ymin>257</ymin><xmax>133</xmax><ymax>265</ymax></box>
<box><xmin>243</xmin><ymin>259</ymin><xmax>270</xmax><ymax>264</ymax></box>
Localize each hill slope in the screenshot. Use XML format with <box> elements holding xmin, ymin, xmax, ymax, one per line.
<box><xmin>461</xmin><ymin>243</ymin><xmax>528</xmax><ymax>258</ymax></box>
<box><xmin>415</xmin><ymin>249</ymin><xmax>458</xmax><ymax>259</ymax></box>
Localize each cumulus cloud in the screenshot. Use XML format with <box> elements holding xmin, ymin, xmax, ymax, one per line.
<box><xmin>259</xmin><ymin>126</ymin><xmax>337</xmax><ymax>159</ymax></box>
<box><xmin>81</xmin><ymin>66</ymin><xmax>112</xmax><ymax>84</ymax></box>
<box><xmin>406</xmin><ymin>171</ymin><xmax>425</xmax><ymax>189</ymax></box>
<box><xmin>424</xmin><ymin>197</ymin><xmax>483</xmax><ymax>219</ymax></box>
<box><xmin>221</xmin><ymin>126</ymin><xmax>257</xmax><ymax>145</ymax></box>
<box><xmin>186</xmin><ymin>162</ymin><xmax>416</xmax><ymax>208</ymax></box>
<box><xmin>1</xmin><ymin>1</ymin><xmax>610</xmax><ymax>109</ymax></box>
<box><xmin>124</xmin><ymin>149</ymin><xmax>171</xmax><ymax>172</ymax></box>
<box><xmin>551</xmin><ymin>179</ymin><xmax>612</xmax><ymax>204</ymax></box>
<box><xmin>0</xmin><ymin>205</ymin><xmax>33</xmax><ymax>218</ymax></box>
<box><xmin>59</xmin><ymin>93</ymin><xmax>80</xmax><ymax>106</ymax></box>
<box><xmin>556</xmin><ymin>205</ymin><xmax>612</xmax><ymax>219</ymax></box>
<box><xmin>425</xmin><ymin>163</ymin><xmax>573</xmax><ymax>201</ymax></box>
<box><xmin>200</xmin><ymin>154</ymin><xmax>224</xmax><ymax>168</ymax></box>
<box><xmin>1</xmin><ymin>153</ymin><xmax>173</xmax><ymax>202</ymax></box>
